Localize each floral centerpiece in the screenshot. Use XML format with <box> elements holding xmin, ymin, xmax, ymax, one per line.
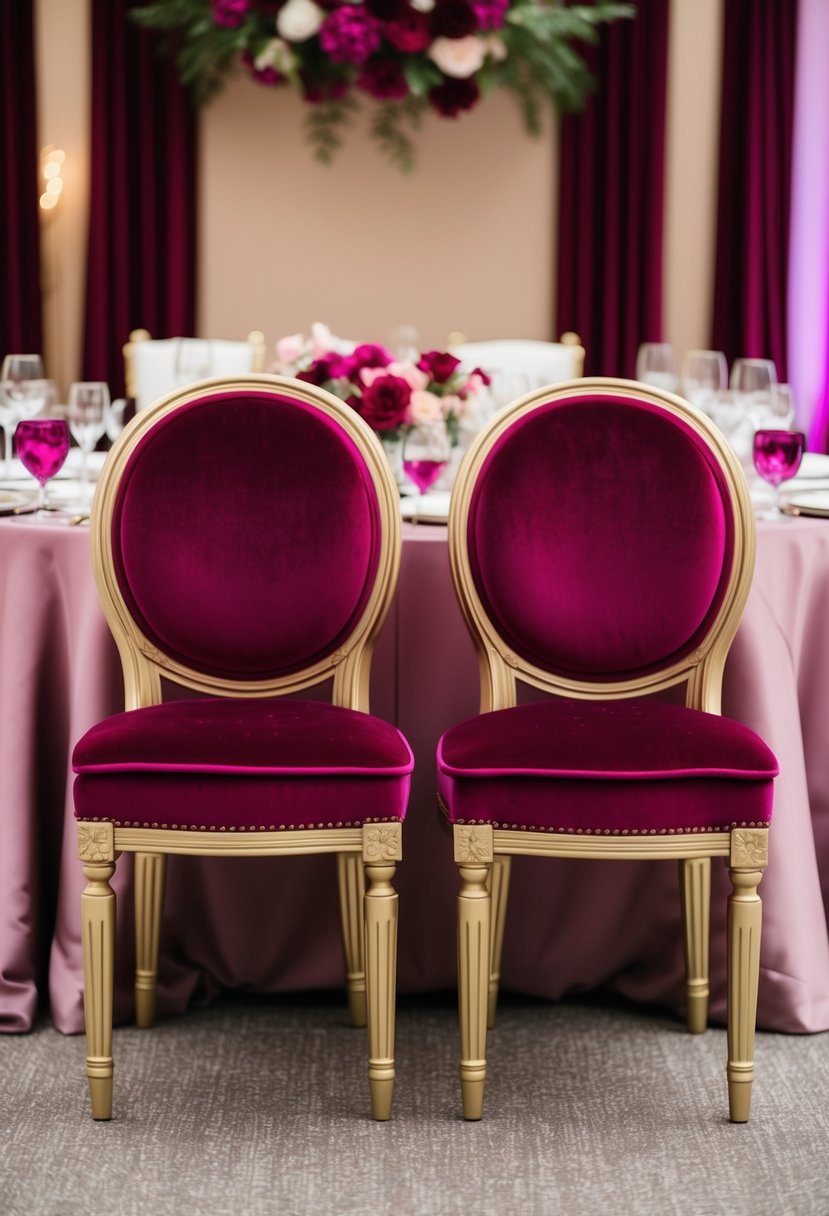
<box><xmin>133</xmin><ymin>1</ymin><xmax>633</xmax><ymax>169</ymax></box>
<box><xmin>272</xmin><ymin>321</ymin><xmax>488</xmax><ymax>455</ymax></box>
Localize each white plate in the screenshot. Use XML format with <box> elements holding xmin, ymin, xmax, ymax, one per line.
<box><xmin>0</xmin><ymin>489</ymin><xmax>35</xmax><ymax>515</ymax></box>
<box><xmin>400</xmin><ymin>492</ymin><xmax>450</xmax><ymax>524</ymax></box>
<box><xmin>780</xmin><ymin>489</ymin><xmax>829</xmax><ymax>519</ymax></box>
<box><xmin>789</xmin><ymin>452</ymin><xmax>829</xmax><ymax>480</ymax></box>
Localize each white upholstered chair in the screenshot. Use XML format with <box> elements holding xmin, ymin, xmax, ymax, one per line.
<box><xmin>448</xmin><ymin>333</ymin><xmax>585</xmax><ymax>389</ymax></box>
<box><xmin>123</xmin><ymin>329</ymin><xmax>267</xmax><ymax>411</ymax></box>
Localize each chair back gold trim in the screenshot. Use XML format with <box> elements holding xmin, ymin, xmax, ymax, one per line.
<box><xmin>90</xmin><ymin>374</ymin><xmax>401</xmax><ymax>713</ymax></box>
<box><xmin>447</xmin><ymin>376</ymin><xmax>755</xmax><ymax>715</ymax></box>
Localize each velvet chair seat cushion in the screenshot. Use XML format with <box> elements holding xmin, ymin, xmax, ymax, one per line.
<box><xmin>74</xmin><ymin>699</ymin><xmax>413</xmax><ymax>832</ymax></box>
<box><xmin>437</xmin><ymin>700</ymin><xmax>778</xmax><ymax>835</ymax></box>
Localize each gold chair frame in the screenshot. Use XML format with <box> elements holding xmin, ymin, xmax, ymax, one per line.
<box><xmin>77</xmin><ymin>374</ymin><xmax>403</xmax><ymax>1122</ymax></box>
<box><xmin>446</xmin><ymin>377</ymin><xmax>767</xmax><ymax>1123</ymax></box>
<box><xmin>123</xmin><ymin>329</ymin><xmax>267</xmax><ymax>403</ymax></box>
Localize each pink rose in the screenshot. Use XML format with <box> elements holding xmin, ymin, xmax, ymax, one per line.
<box><xmin>428</xmin><ymin>35</ymin><xmax>487</xmax><ymax>79</ymax></box>
<box><xmin>407</xmin><ymin>390</ymin><xmax>443</xmax><ymax>425</ymax></box>
<box><xmin>359</xmin><ymin>374</ymin><xmax>412</xmax><ymax>431</ymax></box>
<box><xmin>387</xmin><ymin>361</ymin><xmax>430</xmax><ymax>392</ymax></box>
<box><xmin>275</xmin><ymin>333</ymin><xmax>305</xmax><ymax>365</ymax></box>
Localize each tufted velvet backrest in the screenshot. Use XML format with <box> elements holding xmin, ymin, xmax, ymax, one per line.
<box><xmin>464</xmin><ymin>391</ymin><xmax>737</xmax><ymax>683</ymax></box>
<box><xmin>107</xmin><ymin>387</ymin><xmax>383</xmax><ymax>683</ymax></box>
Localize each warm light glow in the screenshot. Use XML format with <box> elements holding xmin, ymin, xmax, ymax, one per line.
<box><xmin>39</xmin><ymin>146</ymin><xmax>66</xmax><ymax>212</ymax></box>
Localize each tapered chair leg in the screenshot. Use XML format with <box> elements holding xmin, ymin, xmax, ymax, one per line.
<box><xmin>337</xmin><ymin>853</ymin><xmax>367</xmax><ymax>1028</ymax></box>
<box><xmin>78</xmin><ymin>822</ymin><xmax>117</xmax><ymax>1121</ymax></box>
<box><xmin>679</xmin><ymin>857</ymin><xmax>710</xmax><ymax>1034</ymax></box>
<box><xmin>726</xmin><ymin>830</ymin><xmax>768</xmax><ymax>1123</ymax></box>
<box><xmin>487</xmin><ymin>855</ymin><xmax>511</xmax><ymax>1029</ymax></box>
<box><xmin>454</xmin><ymin>825</ymin><xmax>493</xmax><ymax>1120</ymax></box>
<box><xmin>362</xmin><ymin>824</ymin><xmax>402</xmax><ymax>1121</ymax></box>
<box><xmin>135</xmin><ymin>852</ymin><xmax>167</xmax><ymax>1029</ymax></box>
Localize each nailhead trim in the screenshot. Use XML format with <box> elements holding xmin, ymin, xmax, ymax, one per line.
<box><xmin>77</xmin><ymin>815</ymin><xmax>400</xmax><ymax>830</ymax></box>
<box><xmin>452</xmin><ymin>818</ymin><xmax>768</xmax><ymax>834</ymax></box>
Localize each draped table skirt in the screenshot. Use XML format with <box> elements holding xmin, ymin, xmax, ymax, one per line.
<box><xmin>1</xmin><ymin>517</ymin><xmax>828</xmax><ymax>1035</ymax></box>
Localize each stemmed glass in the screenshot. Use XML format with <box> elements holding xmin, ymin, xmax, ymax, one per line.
<box><xmin>752</xmin><ymin>429</ymin><xmax>805</xmax><ymax>519</ymax></box>
<box><xmin>730</xmin><ymin>358</ymin><xmax>778</xmax><ymax>429</ymax></box>
<box><xmin>14</xmin><ymin>418</ymin><xmax>70</xmax><ymax>513</ymax></box>
<box><xmin>681</xmin><ymin>350</ymin><xmax>727</xmax><ymax>414</ymax></box>
<box><xmin>0</xmin><ymin>354</ymin><xmax>46</xmax><ymax>474</ymax></box>
<box><xmin>636</xmin><ymin>343</ymin><xmax>678</xmax><ymax>392</ymax></box>
<box><xmin>402</xmin><ymin>422</ymin><xmax>451</xmax><ymax>512</ymax></box>
<box><xmin>174</xmin><ymin>339</ymin><xmax>213</xmax><ymax>386</ymax></box>
<box><xmin>67</xmin><ymin>381</ymin><xmax>109</xmax><ymax>490</ymax></box>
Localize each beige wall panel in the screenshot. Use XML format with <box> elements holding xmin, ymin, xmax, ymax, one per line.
<box><xmin>35</xmin><ymin>0</ymin><xmax>90</xmax><ymax>395</ymax></box>
<box><xmin>664</xmin><ymin>0</ymin><xmax>724</xmax><ymax>366</ymax></box>
<box><xmin>199</xmin><ymin>79</ymin><xmax>556</xmax><ymax>355</ymax></box>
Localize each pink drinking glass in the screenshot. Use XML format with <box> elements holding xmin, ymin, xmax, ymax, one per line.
<box><xmin>402</xmin><ymin>422</ymin><xmax>450</xmax><ymax>510</ymax></box>
<box><xmin>752</xmin><ymin>428</ymin><xmax>805</xmax><ymax>519</ymax></box>
<box><xmin>14</xmin><ymin>418</ymin><xmax>71</xmax><ymax>512</ymax></box>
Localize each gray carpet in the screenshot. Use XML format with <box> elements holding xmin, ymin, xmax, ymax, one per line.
<box><xmin>2</xmin><ymin>993</ymin><xmax>828</xmax><ymax>1216</ymax></box>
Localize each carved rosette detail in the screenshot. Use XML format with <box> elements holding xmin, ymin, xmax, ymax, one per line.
<box><xmin>77</xmin><ymin>821</ymin><xmax>114</xmax><ymax>862</ymax></box>
<box><xmin>731</xmin><ymin>828</ymin><xmax>769</xmax><ymax>869</ymax></box>
<box><xmin>363</xmin><ymin>823</ymin><xmax>402</xmax><ymax>862</ymax></box>
<box><xmin>454</xmin><ymin>825</ymin><xmax>493</xmax><ymax>865</ymax></box>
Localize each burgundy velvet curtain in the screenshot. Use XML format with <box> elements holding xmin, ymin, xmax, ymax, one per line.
<box><xmin>82</xmin><ymin>0</ymin><xmax>197</xmax><ymax>395</ymax></box>
<box><xmin>0</xmin><ymin>0</ymin><xmax>43</xmax><ymax>357</ymax></box>
<box><xmin>711</xmin><ymin>0</ymin><xmax>797</xmax><ymax>378</ymax></box>
<box><xmin>555</xmin><ymin>0</ymin><xmax>669</xmax><ymax>377</ymax></box>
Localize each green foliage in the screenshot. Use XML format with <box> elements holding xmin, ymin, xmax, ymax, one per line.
<box><xmin>131</xmin><ymin>1</ymin><xmax>635</xmax><ymax>166</ymax></box>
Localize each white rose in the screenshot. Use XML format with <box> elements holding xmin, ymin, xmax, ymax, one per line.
<box><xmin>276</xmin><ymin>0</ymin><xmax>324</xmax><ymax>43</ymax></box>
<box><xmin>410</xmin><ymin>0</ymin><xmax>435</xmax><ymax>10</ymax></box>
<box><xmin>254</xmin><ymin>38</ymin><xmax>296</xmax><ymax>74</ymax></box>
<box><xmin>428</xmin><ymin>36</ymin><xmax>487</xmax><ymax>80</ymax></box>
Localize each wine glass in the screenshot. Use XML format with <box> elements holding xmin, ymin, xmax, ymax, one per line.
<box><xmin>636</xmin><ymin>343</ymin><xmax>678</xmax><ymax>392</ymax></box>
<box><xmin>67</xmin><ymin>381</ymin><xmax>109</xmax><ymax>489</ymax></box>
<box><xmin>14</xmin><ymin>418</ymin><xmax>70</xmax><ymax>513</ymax></box>
<box><xmin>752</xmin><ymin>429</ymin><xmax>805</xmax><ymax>519</ymax></box>
<box><xmin>402</xmin><ymin>422</ymin><xmax>451</xmax><ymax>513</ymax></box>
<box><xmin>730</xmin><ymin>358</ymin><xmax>778</xmax><ymax>429</ymax></box>
<box><xmin>0</xmin><ymin>354</ymin><xmax>45</xmax><ymax>474</ymax></box>
<box><xmin>681</xmin><ymin>350</ymin><xmax>727</xmax><ymax>414</ymax></box>
<box><xmin>174</xmin><ymin>339</ymin><xmax>213</xmax><ymax>386</ymax></box>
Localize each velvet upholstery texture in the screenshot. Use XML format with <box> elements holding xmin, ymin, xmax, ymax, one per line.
<box><xmin>467</xmin><ymin>395</ymin><xmax>733</xmax><ymax>680</ymax></box>
<box><xmin>111</xmin><ymin>390</ymin><xmax>381</xmax><ymax>681</ymax></box>
<box><xmin>74</xmin><ymin>698</ymin><xmax>412</xmax><ymax>830</ymax></box>
<box><xmin>437</xmin><ymin>700</ymin><xmax>777</xmax><ymax>834</ymax></box>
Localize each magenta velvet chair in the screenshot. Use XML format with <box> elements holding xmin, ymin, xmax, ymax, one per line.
<box><xmin>437</xmin><ymin>378</ymin><xmax>778</xmax><ymax>1123</ymax></box>
<box><xmin>72</xmin><ymin>375</ymin><xmax>412</xmax><ymax>1122</ymax></box>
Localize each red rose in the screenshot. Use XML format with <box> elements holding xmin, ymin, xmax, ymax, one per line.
<box><xmin>417</xmin><ymin>350</ymin><xmax>462</xmax><ymax>383</ymax></box>
<box><xmin>359</xmin><ymin>375</ymin><xmax>412</xmax><ymax>431</ymax></box>
<box><xmin>358</xmin><ymin>59</ymin><xmax>409</xmax><ymax>101</ymax></box>
<box><xmin>430</xmin><ymin>0</ymin><xmax>477</xmax><ymax>39</ymax></box>
<box><xmin>428</xmin><ymin>77</ymin><xmax>480</xmax><ymax>118</ymax></box>
<box><xmin>384</xmin><ymin>12</ymin><xmax>432</xmax><ymax>53</ymax></box>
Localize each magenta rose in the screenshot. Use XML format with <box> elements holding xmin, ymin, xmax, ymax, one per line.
<box><xmin>472</xmin><ymin>0</ymin><xmax>509</xmax><ymax>31</ymax></box>
<box><xmin>296</xmin><ymin>353</ymin><xmax>353</xmax><ymax>386</ymax></box>
<box><xmin>351</xmin><ymin>342</ymin><xmax>394</xmax><ymax>370</ymax></box>
<box><xmin>241</xmin><ymin>51</ymin><xmax>283</xmax><ymax>86</ymax></box>
<box><xmin>428</xmin><ymin>77</ymin><xmax>480</xmax><ymax>118</ymax></box>
<box><xmin>359</xmin><ymin>375</ymin><xmax>412</xmax><ymax>431</ymax></box>
<box><xmin>212</xmin><ymin>0</ymin><xmax>250</xmax><ymax>28</ymax></box>
<box><xmin>300</xmin><ymin>71</ymin><xmax>349</xmax><ymax>103</ymax></box>
<box><xmin>430</xmin><ymin>0</ymin><xmax>478</xmax><ymax>39</ymax></box>
<box><xmin>417</xmin><ymin>350</ymin><xmax>462</xmax><ymax>383</ymax></box>
<box><xmin>358</xmin><ymin>58</ymin><xmax>409</xmax><ymax>101</ymax></box>
<box><xmin>319</xmin><ymin>7</ymin><xmax>383</xmax><ymax>65</ymax></box>
<box><xmin>384</xmin><ymin>12</ymin><xmax>432</xmax><ymax>53</ymax></box>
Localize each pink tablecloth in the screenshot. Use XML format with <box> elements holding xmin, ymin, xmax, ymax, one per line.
<box><xmin>1</xmin><ymin>517</ymin><xmax>828</xmax><ymax>1035</ymax></box>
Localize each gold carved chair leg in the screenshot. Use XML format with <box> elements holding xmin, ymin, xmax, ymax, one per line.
<box><xmin>77</xmin><ymin>823</ymin><xmax>116</xmax><ymax>1121</ymax></box>
<box><xmin>726</xmin><ymin>829</ymin><xmax>768</xmax><ymax>1123</ymax></box>
<box><xmin>337</xmin><ymin>853</ymin><xmax>367</xmax><ymax>1027</ymax></box>
<box><xmin>679</xmin><ymin>857</ymin><xmax>710</xmax><ymax>1034</ymax></box>
<box><xmin>135</xmin><ymin>852</ymin><xmax>167</xmax><ymax>1029</ymax></box>
<box><xmin>487</xmin><ymin>854</ymin><xmax>511</xmax><ymax>1029</ymax></box>
<box><xmin>362</xmin><ymin>824</ymin><xmax>402</xmax><ymax>1121</ymax></box>
<box><xmin>454</xmin><ymin>825</ymin><xmax>493</xmax><ymax>1120</ymax></box>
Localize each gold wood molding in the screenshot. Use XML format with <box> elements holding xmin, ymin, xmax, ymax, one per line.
<box><xmin>362</xmin><ymin>822</ymin><xmax>402</xmax><ymax>863</ymax></box>
<box><xmin>492</xmin><ymin>830</ymin><xmax>731</xmax><ymax>861</ymax></box>
<box><xmin>454</xmin><ymin>824</ymin><xmax>494</xmax><ymax>865</ymax></box>
<box><xmin>113</xmin><ymin>826</ymin><xmax>364</xmax><ymax>856</ymax></box>
<box><xmin>730</xmin><ymin>828</ymin><xmax>769</xmax><ymax>869</ymax></box>
<box><xmin>77</xmin><ymin>821</ymin><xmax>115</xmax><ymax>863</ymax></box>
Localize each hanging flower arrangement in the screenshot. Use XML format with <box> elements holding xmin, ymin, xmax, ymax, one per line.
<box><xmin>133</xmin><ymin>1</ymin><xmax>633</xmax><ymax>170</ymax></box>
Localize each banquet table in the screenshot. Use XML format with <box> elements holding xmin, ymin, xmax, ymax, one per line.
<box><xmin>2</xmin><ymin>513</ymin><xmax>829</xmax><ymax>1037</ymax></box>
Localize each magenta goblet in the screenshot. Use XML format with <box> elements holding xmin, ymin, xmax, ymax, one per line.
<box><xmin>402</xmin><ymin>422</ymin><xmax>450</xmax><ymax>511</ymax></box>
<box><xmin>752</xmin><ymin>428</ymin><xmax>805</xmax><ymax>519</ymax></box>
<box><xmin>15</xmin><ymin>418</ymin><xmax>70</xmax><ymax>513</ymax></box>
